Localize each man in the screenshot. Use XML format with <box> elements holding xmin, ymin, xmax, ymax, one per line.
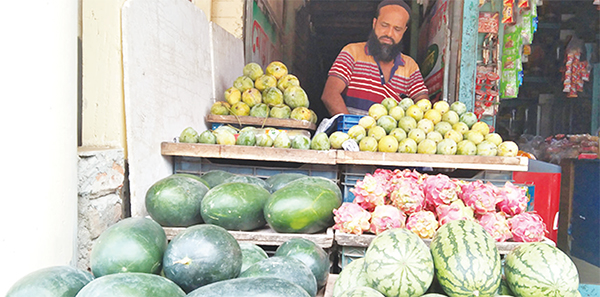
<box><xmin>321</xmin><ymin>0</ymin><xmax>429</xmax><ymax>116</ymax></box>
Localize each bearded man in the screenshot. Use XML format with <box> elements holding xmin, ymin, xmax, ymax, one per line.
<box><xmin>320</xmin><ymin>0</ymin><xmax>429</xmax><ymax>116</ymax></box>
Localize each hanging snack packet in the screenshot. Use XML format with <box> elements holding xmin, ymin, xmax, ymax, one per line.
<box><xmin>519</xmin><ymin>7</ymin><xmax>534</xmax><ymax>45</ymax></box>
<box><xmin>502</xmin><ymin>0</ymin><xmax>515</xmax><ymax>24</ymax></box>
<box><xmin>518</xmin><ymin>0</ymin><xmax>530</xmax><ymax>9</ymax></box>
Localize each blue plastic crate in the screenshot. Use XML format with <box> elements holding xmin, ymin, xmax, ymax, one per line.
<box><xmin>337</xmin><ymin>115</ymin><xmax>363</xmax><ymax>133</ymax></box>
<box><xmin>338</xmin><ymin>246</ymin><xmax>366</xmax><ymax>270</ymax></box>
<box><xmin>579</xmin><ymin>284</ymin><xmax>600</xmax><ymax>297</ymax></box>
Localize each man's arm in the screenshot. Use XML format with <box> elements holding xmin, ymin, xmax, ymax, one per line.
<box><xmin>321</xmin><ymin>76</ymin><xmax>349</xmax><ymax>116</ymax></box>
<box><xmin>411</xmin><ymin>92</ymin><xmax>429</xmax><ymax>101</ymax></box>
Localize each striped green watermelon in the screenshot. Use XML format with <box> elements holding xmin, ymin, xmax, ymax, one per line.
<box><xmin>430</xmin><ymin>219</ymin><xmax>501</xmax><ymax>297</ymax></box>
<box><xmin>339</xmin><ymin>286</ymin><xmax>385</xmax><ymax>297</ymax></box>
<box><xmin>364</xmin><ymin>228</ymin><xmax>434</xmax><ymax>297</ymax></box>
<box><xmin>504</xmin><ymin>242</ymin><xmax>579</xmax><ymax>297</ymax></box>
<box><xmin>333</xmin><ymin>258</ymin><xmax>372</xmax><ymax>297</ymax></box>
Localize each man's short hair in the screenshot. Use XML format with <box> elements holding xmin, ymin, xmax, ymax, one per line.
<box><xmin>376</xmin><ymin>0</ymin><xmax>412</xmax><ymax>19</ymax></box>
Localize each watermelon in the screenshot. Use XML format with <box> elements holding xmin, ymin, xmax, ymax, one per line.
<box><xmin>174</xmin><ymin>173</ymin><xmax>210</xmax><ymax>188</ymax></box>
<box><xmin>90</xmin><ymin>217</ymin><xmax>167</xmax><ymax>277</ymax></box>
<box><xmin>162</xmin><ymin>224</ymin><xmax>242</xmax><ymax>293</ymax></box>
<box><xmin>239</xmin><ymin>256</ymin><xmax>318</xmax><ymax>297</ymax></box>
<box><xmin>239</xmin><ymin>242</ymin><xmax>268</xmax><ymax>273</ymax></box>
<box><xmin>201</xmin><ymin>182</ymin><xmax>271</xmax><ymax>230</ymax></box>
<box><xmin>420</xmin><ymin>294</ymin><xmax>449</xmax><ymax>296</ymax></box>
<box><xmin>201</xmin><ymin>170</ymin><xmax>235</xmax><ymax>188</ymax></box>
<box><xmin>364</xmin><ymin>228</ymin><xmax>434</xmax><ymax>297</ymax></box>
<box><xmin>265</xmin><ymin>173</ymin><xmax>307</xmax><ymax>192</ymax></box>
<box><xmin>186</xmin><ymin>276</ymin><xmax>311</xmax><ymax>297</ymax></box>
<box><xmin>223</xmin><ymin>175</ymin><xmax>271</xmax><ymax>192</ymax></box>
<box><xmin>6</xmin><ymin>266</ymin><xmax>93</xmax><ymax>297</ymax></box>
<box><xmin>504</xmin><ymin>242</ymin><xmax>579</xmax><ymax>297</ymax></box>
<box><xmin>333</xmin><ymin>258</ymin><xmax>372</xmax><ymax>297</ymax></box>
<box><xmin>275</xmin><ymin>238</ymin><xmax>330</xmax><ymax>288</ymax></box>
<box><xmin>145</xmin><ymin>174</ymin><xmax>209</xmax><ymax>227</ymax></box>
<box><xmin>264</xmin><ymin>181</ymin><xmax>342</xmax><ymax>233</ymax></box>
<box><xmin>339</xmin><ymin>286</ymin><xmax>385</xmax><ymax>297</ymax></box>
<box><xmin>430</xmin><ymin>219</ymin><xmax>501</xmax><ymax>297</ymax></box>
<box><xmin>75</xmin><ymin>272</ymin><xmax>185</xmax><ymax>297</ymax></box>
<box><xmin>290</xmin><ymin>176</ymin><xmax>343</xmax><ymax>202</ymax></box>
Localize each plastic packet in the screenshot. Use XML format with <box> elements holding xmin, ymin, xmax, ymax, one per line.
<box><xmin>502</xmin><ymin>0</ymin><xmax>515</xmax><ymax>24</ymax></box>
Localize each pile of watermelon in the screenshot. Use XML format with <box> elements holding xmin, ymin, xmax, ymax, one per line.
<box><xmin>7</xmin><ymin>217</ymin><xmax>331</xmax><ymax>297</ymax></box>
<box><xmin>333</xmin><ymin>219</ymin><xmax>581</xmax><ymax>297</ymax></box>
<box><xmin>145</xmin><ymin>170</ymin><xmax>342</xmax><ymax>234</ymax></box>
<box><xmin>333</xmin><ymin>168</ymin><xmax>547</xmax><ymax>243</ymax></box>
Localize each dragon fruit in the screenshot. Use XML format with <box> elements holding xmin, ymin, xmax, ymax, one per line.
<box><xmin>388</xmin><ymin>178</ymin><xmax>425</xmax><ymax>215</ymax></box>
<box><xmin>423</xmin><ymin>174</ymin><xmax>461</xmax><ymax>209</ymax></box>
<box><xmin>388</xmin><ymin>168</ymin><xmax>425</xmax><ymax>184</ymax></box>
<box><xmin>477</xmin><ymin>212</ymin><xmax>512</xmax><ymax>242</ymax></box>
<box><xmin>351</xmin><ymin>173</ymin><xmax>389</xmax><ymax>211</ymax></box>
<box><xmin>496</xmin><ymin>181</ymin><xmax>529</xmax><ymax>216</ymax></box>
<box><xmin>508</xmin><ymin>212</ymin><xmax>547</xmax><ymax>242</ymax></box>
<box><xmin>406</xmin><ymin>210</ymin><xmax>439</xmax><ymax>239</ymax></box>
<box><xmin>460</xmin><ymin>180</ymin><xmax>501</xmax><ymax>214</ymax></box>
<box><xmin>369</xmin><ymin>205</ymin><xmax>407</xmax><ymax>235</ymax></box>
<box><xmin>333</xmin><ymin>202</ymin><xmax>372</xmax><ymax>235</ymax></box>
<box><xmin>436</xmin><ymin>199</ymin><xmax>474</xmax><ymax>226</ymax></box>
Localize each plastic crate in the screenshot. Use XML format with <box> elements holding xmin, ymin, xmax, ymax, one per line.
<box><xmin>337</xmin><ymin>115</ymin><xmax>363</xmax><ymax>133</ymax></box>
<box><xmin>337</xmin><ymin>246</ymin><xmax>366</xmax><ymax>270</ymax></box>
<box><xmin>174</xmin><ymin>157</ymin><xmax>339</xmax><ymax>182</ymax></box>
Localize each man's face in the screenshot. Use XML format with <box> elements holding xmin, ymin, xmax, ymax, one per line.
<box><xmin>368</xmin><ymin>5</ymin><xmax>409</xmax><ymax>62</ymax></box>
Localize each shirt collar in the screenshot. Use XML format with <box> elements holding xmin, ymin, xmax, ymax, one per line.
<box><xmin>364</xmin><ymin>43</ymin><xmax>406</xmax><ymax>67</ymax></box>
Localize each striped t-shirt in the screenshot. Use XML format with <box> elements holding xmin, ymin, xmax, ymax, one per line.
<box><xmin>328</xmin><ymin>42</ymin><xmax>428</xmax><ymax>115</ymax></box>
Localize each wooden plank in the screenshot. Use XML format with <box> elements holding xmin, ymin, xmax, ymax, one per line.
<box><xmin>161</xmin><ymin>142</ymin><xmax>337</xmax><ymax>165</ymax></box>
<box><xmin>320</xmin><ymin>274</ymin><xmax>337</xmax><ymax>297</ymax></box>
<box><xmin>164</xmin><ymin>226</ymin><xmax>335</xmax><ymax>248</ymax></box>
<box><xmin>206</xmin><ymin>114</ymin><xmax>316</xmax><ymax>130</ymax></box>
<box><xmin>334</xmin><ymin>231</ymin><xmax>555</xmax><ymax>255</ymax></box>
<box><xmin>336</xmin><ymin>151</ymin><xmax>529</xmax><ymax>171</ymax></box>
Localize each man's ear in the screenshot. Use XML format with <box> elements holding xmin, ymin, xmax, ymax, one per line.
<box><xmin>372</xmin><ymin>17</ymin><xmax>377</xmax><ymax>29</ymax></box>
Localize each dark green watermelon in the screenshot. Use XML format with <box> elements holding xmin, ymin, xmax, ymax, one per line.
<box><xmin>239</xmin><ymin>242</ymin><xmax>268</xmax><ymax>273</ymax></box>
<box><xmin>75</xmin><ymin>273</ymin><xmax>185</xmax><ymax>297</ymax></box>
<box><xmin>186</xmin><ymin>276</ymin><xmax>310</xmax><ymax>297</ymax></box>
<box><xmin>145</xmin><ymin>174</ymin><xmax>209</xmax><ymax>227</ymax></box>
<box><xmin>239</xmin><ymin>256</ymin><xmax>318</xmax><ymax>297</ymax></box>
<box><xmin>265</xmin><ymin>173</ymin><xmax>307</xmax><ymax>192</ymax></box>
<box><xmin>275</xmin><ymin>238</ymin><xmax>330</xmax><ymax>288</ymax></box>
<box><xmin>288</xmin><ymin>176</ymin><xmax>342</xmax><ymax>203</ymax></box>
<box><xmin>223</xmin><ymin>175</ymin><xmax>271</xmax><ymax>192</ymax></box>
<box><xmin>264</xmin><ymin>182</ymin><xmax>341</xmax><ymax>234</ymax></box>
<box><xmin>201</xmin><ymin>182</ymin><xmax>271</xmax><ymax>231</ymax></box>
<box><xmin>162</xmin><ymin>224</ymin><xmax>242</xmax><ymax>293</ymax></box>
<box><xmin>173</xmin><ymin>173</ymin><xmax>210</xmax><ymax>188</ymax></box>
<box><xmin>90</xmin><ymin>217</ymin><xmax>167</xmax><ymax>277</ymax></box>
<box><xmin>201</xmin><ymin>170</ymin><xmax>235</xmax><ymax>188</ymax></box>
<box><xmin>6</xmin><ymin>266</ymin><xmax>93</xmax><ymax>297</ymax></box>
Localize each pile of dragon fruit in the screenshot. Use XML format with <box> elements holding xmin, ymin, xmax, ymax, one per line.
<box><xmin>333</xmin><ymin>168</ymin><xmax>547</xmax><ymax>242</ymax></box>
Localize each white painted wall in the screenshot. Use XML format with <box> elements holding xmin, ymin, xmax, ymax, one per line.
<box><xmin>0</xmin><ymin>0</ymin><xmax>78</xmax><ymax>295</ymax></box>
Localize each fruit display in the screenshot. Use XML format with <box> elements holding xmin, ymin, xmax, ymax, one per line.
<box><xmin>337</xmin><ymin>98</ymin><xmax>520</xmax><ymax>156</ymax></box>
<box><xmin>210</xmin><ymin>61</ymin><xmax>317</xmax><ymax>123</ymax></box>
<box><xmin>5</xmin><ymin>266</ymin><xmax>93</xmax><ymax>297</ymax></box>
<box><xmin>333</xmin><ymin>168</ymin><xmax>547</xmax><ymax>243</ymax></box>
<box><xmin>519</xmin><ymin>133</ymin><xmax>599</xmax><ymax>164</ymax></box>
<box><xmin>239</xmin><ymin>256</ymin><xmax>318</xmax><ymax>297</ymax></box>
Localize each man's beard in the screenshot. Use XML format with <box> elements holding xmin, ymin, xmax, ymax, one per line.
<box><xmin>367</xmin><ymin>30</ymin><xmax>403</xmax><ymax>62</ymax></box>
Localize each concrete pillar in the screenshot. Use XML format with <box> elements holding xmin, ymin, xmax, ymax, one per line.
<box><xmin>0</xmin><ymin>0</ymin><xmax>78</xmax><ymax>295</ymax></box>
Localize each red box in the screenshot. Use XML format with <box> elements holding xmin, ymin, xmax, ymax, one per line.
<box><xmin>512</xmin><ymin>160</ymin><xmax>562</xmax><ymax>243</ymax></box>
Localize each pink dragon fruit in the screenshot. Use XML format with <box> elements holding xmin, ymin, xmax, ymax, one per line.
<box><xmin>388</xmin><ymin>178</ymin><xmax>425</xmax><ymax>215</ymax></box>
<box><xmin>388</xmin><ymin>168</ymin><xmax>425</xmax><ymax>184</ymax></box>
<box><xmin>508</xmin><ymin>212</ymin><xmax>547</xmax><ymax>242</ymax></box>
<box><xmin>477</xmin><ymin>212</ymin><xmax>512</xmax><ymax>242</ymax></box>
<box><xmin>333</xmin><ymin>202</ymin><xmax>372</xmax><ymax>235</ymax></box>
<box><xmin>460</xmin><ymin>180</ymin><xmax>501</xmax><ymax>215</ymax></box>
<box><xmin>436</xmin><ymin>199</ymin><xmax>474</xmax><ymax>226</ymax></box>
<box><xmin>351</xmin><ymin>173</ymin><xmax>389</xmax><ymax>211</ymax></box>
<box><xmin>423</xmin><ymin>174</ymin><xmax>461</xmax><ymax>209</ymax></box>
<box><xmin>406</xmin><ymin>210</ymin><xmax>439</xmax><ymax>239</ymax></box>
<box><xmin>369</xmin><ymin>205</ymin><xmax>407</xmax><ymax>235</ymax></box>
<box><xmin>496</xmin><ymin>181</ymin><xmax>529</xmax><ymax>217</ymax></box>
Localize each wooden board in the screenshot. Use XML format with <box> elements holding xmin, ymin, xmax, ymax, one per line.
<box><xmin>319</xmin><ymin>274</ymin><xmax>337</xmax><ymax>297</ymax></box>
<box><xmin>161</xmin><ymin>142</ymin><xmax>337</xmax><ymax>164</ymax></box>
<box><xmin>206</xmin><ymin>114</ymin><xmax>316</xmax><ymax>130</ymax></box>
<box><xmin>334</xmin><ymin>231</ymin><xmax>555</xmax><ymax>255</ymax></box>
<box><xmin>336</xmin><ymin>151</ymin><xmax>529</xmax><ymax>172</ymax></box>
<box><xmin>164</xmin><ymin>226</ymin><xmax>335</xmax><ymax>248</ymax></box>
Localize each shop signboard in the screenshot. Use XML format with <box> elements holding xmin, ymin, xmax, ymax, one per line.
<box><xmin>246</xmin><ymin>0</ymin><xmax>283</xmax><ymax>69</ymax></box>
<box><xmin>418</xmin><ymin>0</ymin><xmax>449</xmax><ymax>103</ymax></box>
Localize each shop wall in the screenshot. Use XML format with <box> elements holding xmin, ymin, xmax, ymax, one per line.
<box><xmin>0</xmin><ymin>1</ymin><xmax>79</xmax><ymax>295</ymax></box>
